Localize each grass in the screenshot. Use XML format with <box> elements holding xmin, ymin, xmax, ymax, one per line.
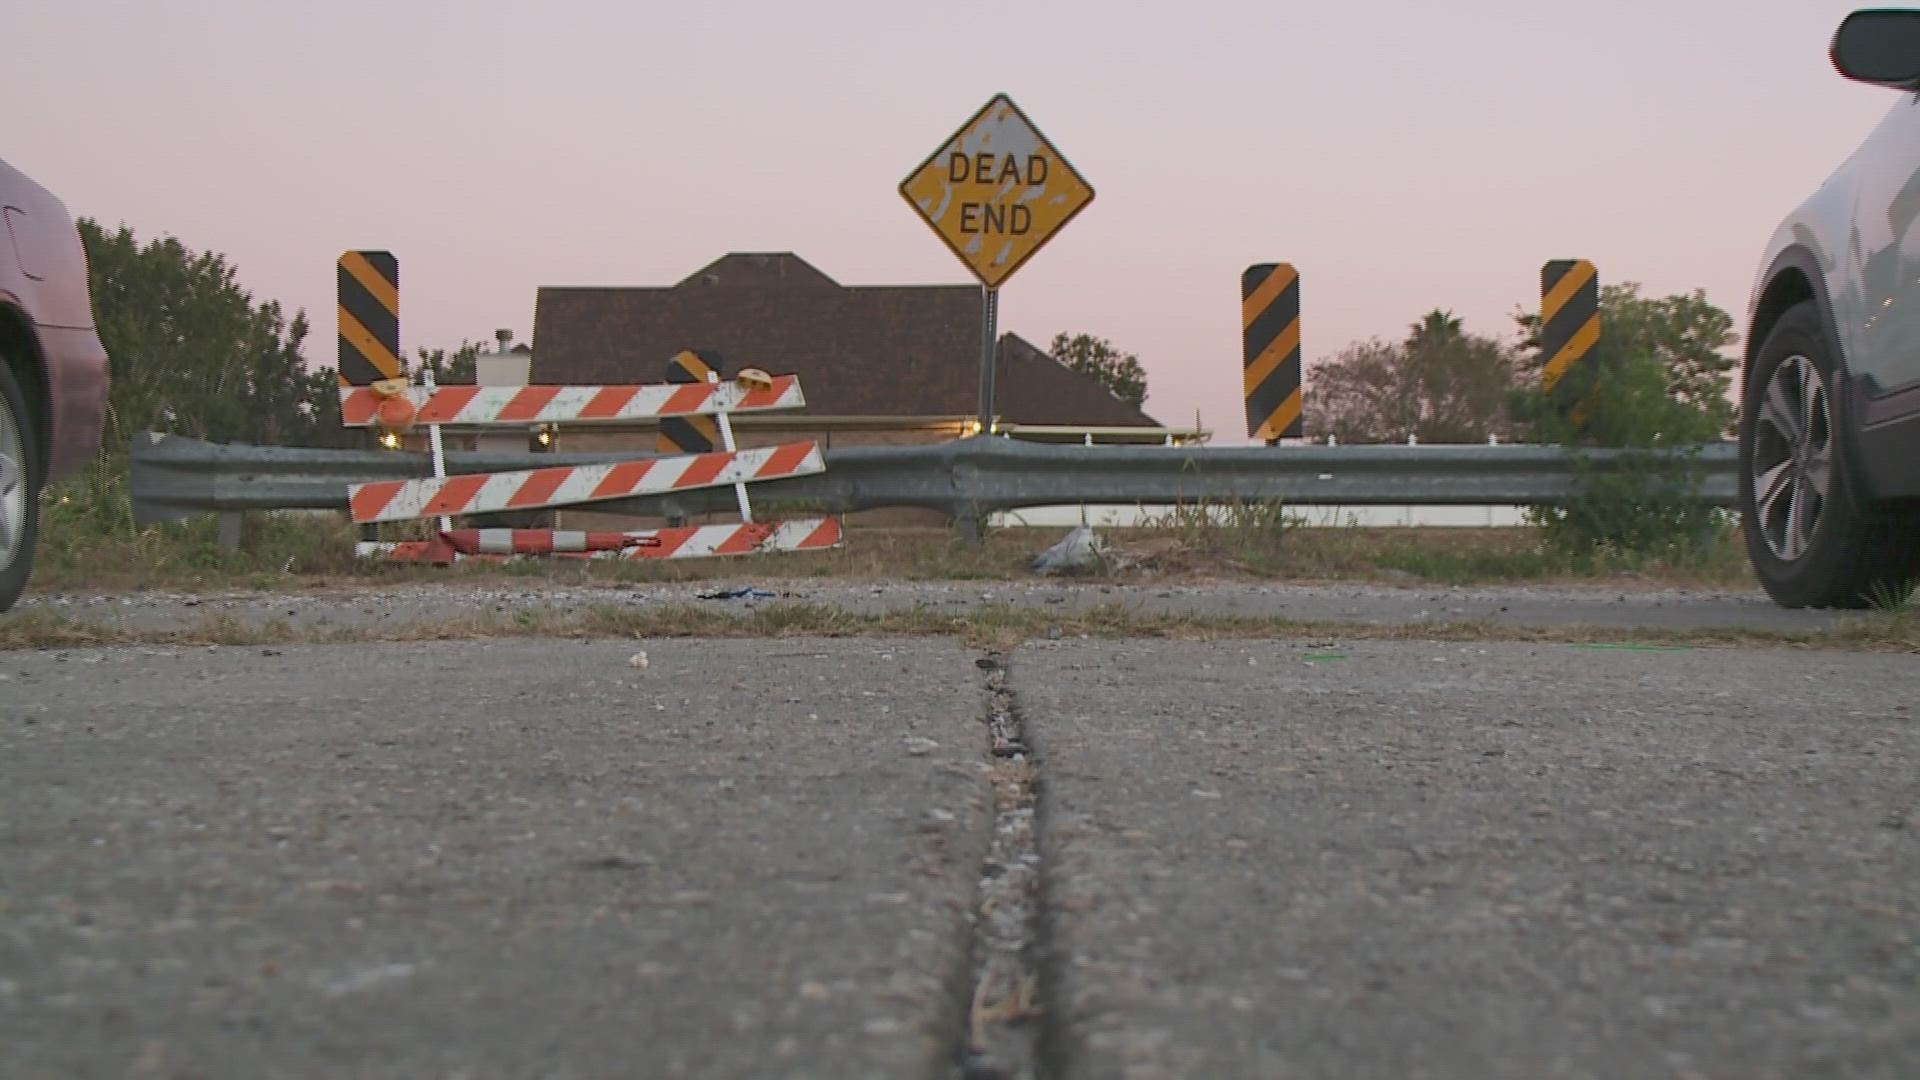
<box><xmin>5</xmin><ymin>601</ymin><xmax>1917</xmax><ymax>654</ymax></box>
<box><xmin>1864</xmin><ymin>576</ymin><xmax>1919</xmax><ymax>615</ymax></box>
<box><xmin>1127</xmin><ymin>498</ymin><xmax>1297</xmax><ymax>574</ymax></box>
<box><xmin>34</xmin><ymin>454</ymin><xmax>369</xmax><ymax>590</ymax></box>
<box><xmin>1275</xmin><ymin>524</ymin><xmax>1751</xmax><ymax>588</ymax></box>
<box><xmin>27</xmin><ymin>464</ymin><xmax>1760</xmax><ymax>596</ymax></box>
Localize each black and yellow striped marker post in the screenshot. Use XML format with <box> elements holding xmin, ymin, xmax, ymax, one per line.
<box><xmin>1242</xmin><ymin>263</ymin><xmax>1302</xmax><ymax>444</ymax></box>
<box><xmin>656</xmin><ymin>349</ymin><xmax>722</xmax><ymax>454</ymax></box>
<box><xmin>337</xmin><ymin>251</ymin><xmax>402</xmax><ymax>387</ymax></box>
<box><xmin>1540</xmin><ymin>259</ymin><xmax>1600</xmax><ymax>423</ymax></box>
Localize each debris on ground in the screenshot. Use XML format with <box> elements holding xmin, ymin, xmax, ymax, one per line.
<box><xmin>1030</xmin><ymin>527</ymin><xmax>1107</xmax><ymax>576</ymax></box>
<box><xmin>1102</xmin><ymin>537</ymin><xmax>1200</xmax><ymax>574</ymax></box>
<box><xmin>697</xmin><ymin>586</ymin><xmax>778</xmax><ymax>601</ymax></box>
<box><xmin>1027</xmin><ymin>527</ymin><xmax>1229</xmax><ymax>578</ymax></box>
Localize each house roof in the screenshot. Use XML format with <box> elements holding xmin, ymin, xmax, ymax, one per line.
<box><xmin>529</xmin><ymin>253</ymin><xmax>1160</xmax><ymax>426</ymax></box>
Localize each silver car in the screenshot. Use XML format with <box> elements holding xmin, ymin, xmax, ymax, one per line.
<box><xmin>1744</xmin><ymin>9</ymin><xmax>1920</xmax><ymax>607</ymax></box>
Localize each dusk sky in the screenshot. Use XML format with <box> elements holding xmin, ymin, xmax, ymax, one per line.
<box><xmin>6</xmin><ymin>0</ymin><xmax>1902</xmax><ymax>443</ymax></box>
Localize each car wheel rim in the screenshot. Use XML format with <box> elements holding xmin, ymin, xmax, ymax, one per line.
<box><xmin>0</xmin><ymin>389</ymin><xmax>22</xmax><ymax>573</ymax></box>
<box><xmin>1751</xmin><ymin>354</ymin><xmax>1832</xmax><ymax>563</ymax></box>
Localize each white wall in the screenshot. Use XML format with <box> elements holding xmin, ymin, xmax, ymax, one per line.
<box><xmin>988</xmin><ymin>505</ymin><xmax>1529</xmax><ymax>529</ymax></box>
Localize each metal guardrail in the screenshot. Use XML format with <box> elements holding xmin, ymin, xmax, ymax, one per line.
<box><xmin>130</xmin><ymin>431</ymin><xmax>1740</xmax><ymax>529</ymax></box>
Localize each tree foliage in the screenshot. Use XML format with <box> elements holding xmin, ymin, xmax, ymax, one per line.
<box><xmin>1304</xmin><ymin>310</ymin><xmax>1520</xmax><ymax>443</ymax></box>
<box><xmin>1512</xmin><ymin>284</ymin><xmax>1740</xmax><ymax>557</ymax></box>
<box><xmin>1519</xmin><ymin>352</ymin><xmax>1728</xmax><ymax>557</ymax></box>
<box><xmin>77</xmin><ymin>221</ymin><xmax>511</xmax><ymax>452</ymax></box>
<box><xmin>79</xmin><ymin>221</ymin><xmax>341</xmax><ymax>447</ymax></box>
<box><xmin>413</xmin><ymin>339</ymin><xmax>488</xmax><ymax>385</ymax></box>
<box><xmin>1049</xmin><ymin>332</ymin><xmax>1148</xmax><ymax>407</ymax></box>
<box><xmin>1513</xmin><ymin>282</ymin><xmax>1737</xmax><ymax>436</ymax></box>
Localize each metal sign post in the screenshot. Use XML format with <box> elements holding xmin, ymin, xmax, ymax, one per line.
<box><xmin>707</xmin><ymin>370</ymin><xmax>753</xmax><ymax>522</ymax></box>
<box><xmin>977</xmin><ymin>287</ymin><xmax>998</xmax><ymax>432</ymax></box>
<box><xmin>420</xmin><ymin>366</ymin><xmax>452</xmax><ymax>534</ymax></box>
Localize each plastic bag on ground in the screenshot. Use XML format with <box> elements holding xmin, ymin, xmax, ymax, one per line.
<box><xmin>1030</xmin><ymin>526</ymin><xmax>1106</xmax><ymax>575</ymax></box>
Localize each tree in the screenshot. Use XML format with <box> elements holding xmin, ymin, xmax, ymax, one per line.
<box><xmin>1304</xmin><ymin>310</ymin><xmax>1521</xmax><ymax>443</ymax></box>
<box><xmin>79</xmin><ymin>221</ymin><xmax>342</xmax><ymax>448</ymax></box>
<box><xmin>1513</xmin><ymin>283</ymin><xmax>1737</xmax><ymax>436</ymax></box>
<box><xmin>412</xmin><ymin>339</ymin><xmax>489</xmax><ymax>385</ymax></box>
<box><xmin>1049</xmin><ymin>332</ymin><xmax>1148</xmax><ymax>407</ymax></box>
<box><xmin>1302</xmin><ymin>338</ymin><xmax>1411</xmax><ymax>444</ymax></box>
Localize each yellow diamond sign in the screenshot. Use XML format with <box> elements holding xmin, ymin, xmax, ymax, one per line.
<box><xmin>900</xmin><ymin>94</ymin><xmax>1095</xmax><ymax>289</ymax></box>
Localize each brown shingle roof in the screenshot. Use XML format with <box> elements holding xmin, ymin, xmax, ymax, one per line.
<box><xmin>530</xmin><ymin>253</ymin><xmax>1160</xmax><ymax>426</ymax></box>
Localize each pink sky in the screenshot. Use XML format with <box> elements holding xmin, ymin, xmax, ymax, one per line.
<box><xmin>5</xmin><ymin>0</ymin><xmax>1898</xmax><ymax>444</ymax></box>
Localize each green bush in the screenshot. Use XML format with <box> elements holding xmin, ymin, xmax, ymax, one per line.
<box><xmin>1517</xmin><ymin>329</ymin><xmax>1733</xmax><ymax>563</ymax></box>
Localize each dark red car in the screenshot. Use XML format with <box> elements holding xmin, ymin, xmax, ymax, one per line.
<box><xmin>0</xmin><ymin>157</ymin><xmax>109</xmax><ymax>611</ymax></box>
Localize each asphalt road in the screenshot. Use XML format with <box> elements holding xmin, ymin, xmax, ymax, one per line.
<box><xmin>3</xmin><ymin>620</ymin><xmax>1916</xmax><ymax>1077</ymax></box>
<box><xmin>1</xmin><ymin>640</ymin><xmax>993</xmax><ymax>1079</ymax></box>
<box><xmin>1023</xmin><ymin>639</ymin><xmax>1920</xmax><ymax>1080</ymax></box>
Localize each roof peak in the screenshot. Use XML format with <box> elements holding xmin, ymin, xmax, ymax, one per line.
<box><xmin>676</xmin><ymin>252</ymin><xmax>839</xmax><ymax>290</ymax></box>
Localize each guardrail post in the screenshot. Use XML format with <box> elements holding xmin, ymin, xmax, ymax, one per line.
<box><xmin>217</xmin><ymin>511</ymin><xmax>242</xmax><ymax>551</ymax></box>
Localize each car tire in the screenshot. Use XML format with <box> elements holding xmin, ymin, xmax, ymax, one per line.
<box><xmin>0</xmin><ymin>358</ymin><xmax>42</xmax><ymax>613</ymax></box>
<box><xmin>1740</xmin><ymin>301</ymin><xmax>1920</xmax><ymax>608</ymax></box>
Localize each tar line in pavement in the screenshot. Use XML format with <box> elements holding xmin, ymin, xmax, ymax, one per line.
<box><xmin>955</xmin><ymin>651</ymin><xmax>1050</xmax><ymax>1080</ymax></box>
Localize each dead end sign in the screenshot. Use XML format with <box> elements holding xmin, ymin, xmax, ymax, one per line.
<box><xmin>900</xmin><ymin>94</ymin><xmax>1094</xmax><ymax>288</ymax></box>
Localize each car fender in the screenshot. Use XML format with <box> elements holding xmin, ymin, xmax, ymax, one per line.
<box><xmin>1749</xmin><ymin>243</ymin><xmax>1847</xmax><ymax>375</ymax></box>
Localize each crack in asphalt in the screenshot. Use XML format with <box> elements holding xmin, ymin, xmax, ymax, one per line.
<box><xmin>955</xmin><ymin>652</ymin><xmax>1050</xmax><ymax>1080</ymax></box>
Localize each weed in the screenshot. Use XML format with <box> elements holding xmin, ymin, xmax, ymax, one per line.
<box><xmin>1132</xmin><ymin>498</ymin><xmax>1299</xmax><ymax>572</ymax></box>
<box><xmin>1863</xmin><ymin>577</ymin><xmax>1917</xmax><ymax>615</ymax></box>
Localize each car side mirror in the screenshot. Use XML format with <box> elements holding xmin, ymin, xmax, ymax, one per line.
<box><xmin>1832</xmin><ymin>9</ymin><xmax>1920</xmax><ymax>88</ymax></box>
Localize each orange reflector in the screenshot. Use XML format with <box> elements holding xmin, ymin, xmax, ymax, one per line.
<box><xmin>376</xmin><ymin>394</ymin><xmax>417</xmax><ymax>433</ymax></box>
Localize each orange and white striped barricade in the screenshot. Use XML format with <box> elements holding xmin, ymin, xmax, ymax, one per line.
<box><xmin>341</xmin><ymin>369</ymin><xmax>837</xmax><ymax>560</ymax></box>
<box><xmin>348</xmin><ymin>441</ymin><xmax>824</xmax><ymax>524</ymax></box>
<box><xmin>337</xmin><ymin>254</ymin><xmax>836</xmax><ymax>564</ymax></box>
<box><xmin>338</xmin><ymin>372</ymin><xmax>805</xmax><ymax>430</ymax></box>
<box><xmin>362</xmin><ymin>518</ymin><xmax>843</xmax><ymax>566</ymax></box>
